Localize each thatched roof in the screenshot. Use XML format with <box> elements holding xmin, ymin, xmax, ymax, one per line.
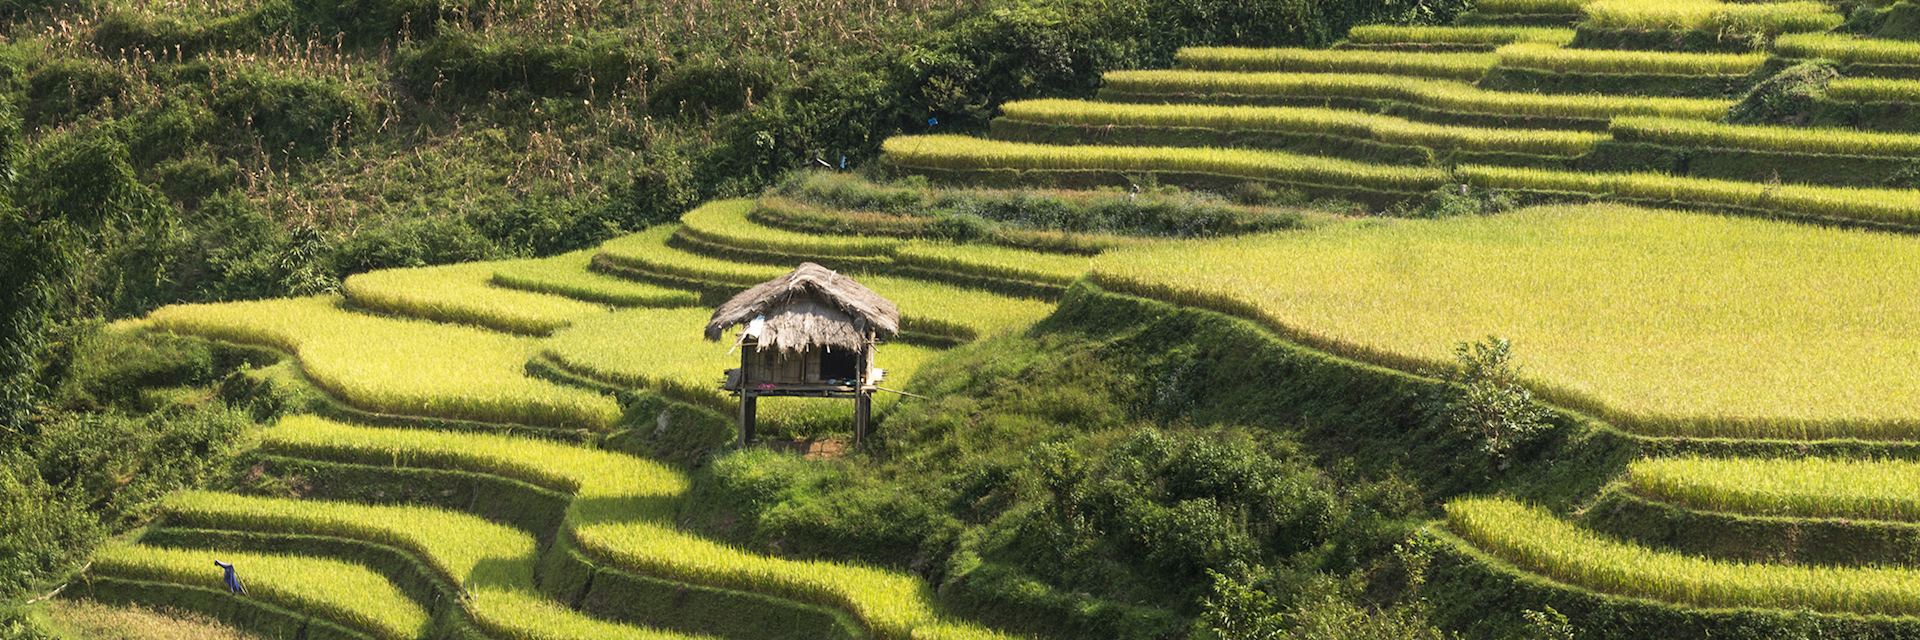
<box><xmin>705</xmin><ymin>263</ymin><xmax>900</xmax><ymax>352</ymax></box>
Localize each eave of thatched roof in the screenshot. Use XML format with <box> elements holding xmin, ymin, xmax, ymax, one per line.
<box><xmin>705</xmin><ymin>262</ymin><xmax>900</xmax><ymax>352</ymax></box>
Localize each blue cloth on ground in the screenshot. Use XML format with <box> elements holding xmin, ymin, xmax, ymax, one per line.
<box><xmin>214</xmin><ymin>560</ymin><xmax>245</xmax><ymax>595</ymax></box>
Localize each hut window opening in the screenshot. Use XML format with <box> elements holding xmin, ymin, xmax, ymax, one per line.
<box><xmin>820</xmin><ymin>348</ymin><xmax>860</xmax><ymax>383</ymax></box>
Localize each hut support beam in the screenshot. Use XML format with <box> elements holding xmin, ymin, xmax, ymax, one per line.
<box><xmin>853</xmin><ymin>394</ymin><xmax>872</xmax><ymax>447</ymax></box>
<box><xmin>738</xmin><ymin>394</ymin><xmax>758</xmax><ymax>447</ymax></box>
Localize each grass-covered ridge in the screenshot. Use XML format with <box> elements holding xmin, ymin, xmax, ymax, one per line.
<box><xmin>1090</xmin><ymin>204</ymin><xmax>1920</xmax><ymax>440</ymax></box>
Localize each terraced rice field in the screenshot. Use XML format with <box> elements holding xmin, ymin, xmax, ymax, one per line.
<box><xmin>114</xmin><ymin>187</ymin><xmax>1076</xmax><ymax>639</ymax></box>
<box><xmin>1092</xmin><ymin>204</ymin><xmax>1920</xmax><ymax>440</ymax></box>
<box><xmin>91</xmin><ymin>4</ymin><xmax>1920</xmax><ymax>637</ymax></box>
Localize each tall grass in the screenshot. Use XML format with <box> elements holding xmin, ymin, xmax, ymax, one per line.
<box><xmin>1175</xmin><ymin>47</ymin><xmax>1495</xmax><ymax>81</ymax></box>
<box><xmin>881</xmin><ymin>134</ymin><xmax>1449</xmax><ymax>193</ymax></box>
<box><xmin>1774</xmin><ymin>33</ymin><xmax>1920</xmax><ymax>66</ymax></box>
<box><xmin>91</xmin><ymin>545</ymin><xmax>429</xmax><ymax>640</ymax></box>
<box><xmin>1610</xmin><ymin>116</ymin><xmax>1920</xmax><ymax>157</ymax></box>
<box><xmin>1346</xmin><ymin>25</ymin><xmax>1575</xmax><ymax>47</ymax></box>
<box><xmin>256</xmin><ymin>417</ymin><xmax>1017</xmax><ymax>640</ymax></box>
<box><xmin>1090</xmin><ymin>204</ymin><xmax>1920</xmax><ymax>439</ymax></box>
<box><xmin>999</xmin><ymin>99</ymin><xmax>1607</xmax><ymax>157</ymax></box>
<box><xmin>1459</xmin><ymin>164</ymin><xmax>1920</xmax><ymax>225</ymax></box>
<box><xmin>1827</xmin><ymin>78</ymin><xmax>1920</xmax><ymax>103</ymax></box>
<box><xmin>1494</xmin><ymin>42</ymin><xmax>1766</xmax><ymax>75</ymax></box>
<box><xmin>145</xmin><ymin>296</ymin><xmax>621</xmax><ymax>429</ymax></box>
<box><xmin>1100</xmin><ymin>70</ymin><xmax>1733</xmax><ymax>120</ymax></box>
<box><xmin>1446</xmin><ymin>497</ymin><xmax>1920</xmax><ymax>616</ymax></box>
<box><xmin>492</xmin><ymin>250</ymin><xmax>701</xmax><ymax>307</ymax></box>
<box><xmin>344</xmin><ymin>261</ymin><xmax>613</xmax><ymax>335</ymax></box>
<box><xmin>1581</xmin><ymin>0</ymin><xmax>1841</xmax><ymax>36</ymax></box>
<box><xmin>1627</xmin><ymin>457</ymin><xmax>1920</xmax><ymax>522</ymax></box>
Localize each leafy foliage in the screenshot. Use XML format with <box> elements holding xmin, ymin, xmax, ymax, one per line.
<box><xmin>1443</xmin><ymin>336</ymin><xmax>1550</xmax><ymax>463</ymax></box>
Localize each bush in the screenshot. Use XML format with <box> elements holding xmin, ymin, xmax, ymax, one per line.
<box><xmin>209</xmin><ymin>65</ymin><xmax>370</xmax><ymax>157</ymax></box>
<box><xmin>1726</xmin><ymin>61</ymin><xmax>1837</xmax><ymax>126</ymax></box>
<box><xmin>332</xmin><ymin>216</ymin><xmax>497</xmax><ymax>274</ymax></box>
<box><xmin>1443</xmin><ymin>336</ymin><xmax>1551</xmax><ymax>464</ymax></box>
<box><xmin>23</xmin><ymin>57</ymin><xmax>127</xmax><ymax>128</ymax></box>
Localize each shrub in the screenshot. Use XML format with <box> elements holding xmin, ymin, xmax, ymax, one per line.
<box><xmin>1725</xmin><ymin>61</ymin><xmax>1836</xmax><ymax>125</ymax></box>
<box><xmin>332</xmin><ymin>216</ymin><xmax>498</xmax><ymax>274</ymax></box>
<box><xmin>1441</xmin><ymin>336</ymin><xmax>1550</xmax><ymax>463</ymax></box>
<box><xmin>208</xmin><ymin>65</ymin><xmax>371</xmax><ymax>157</ymax></box>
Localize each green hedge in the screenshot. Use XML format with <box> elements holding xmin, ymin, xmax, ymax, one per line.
<box><xmin>989</xmin><ymin>118</ymin><xmax>1580</xmax><ymax>168</ymax></box>
<box><xmin>888</xmin><ymin>165</ymin><xmax>1420</xmax><ymax>211</ymax></box>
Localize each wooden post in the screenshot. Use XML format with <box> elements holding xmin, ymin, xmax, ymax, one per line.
<box><xmin>738</xmin><ymin>393</ymin><xmax>757</xmax><ymax>447</ymax></box>
<box><xmin>853</xmin><ymin>393</ymin><xmax>872</xmax><ymax>447</ymax></box>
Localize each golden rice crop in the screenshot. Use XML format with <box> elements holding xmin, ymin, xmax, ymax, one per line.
<box><xmin>881</xmin><ymin>134</ymin><xmax>1449</xmax><ymax>192</ymax></box>
<box><xmin>1476</xmin><ymin>0</ymin><xmax>1584</xmax><ymax>14</ymax></box>
<box><xmin>1827</xmin><ymin>77</ymin><xmax>1920</xmax><ymax>103</ymax></box>
<box><xmin>1459</xmin><ymin>164</ymin><xmax>1920</xmax><ymax>225</ymax></box>
<box><xmin>163</xmin><ymin>491</ymin><xmax>537</xmax><ymax>587</ymax></box>
<box><xmin>91</xmin><ymin>545</ymin><xmax>429</xmax><ymax>640</ymax></box>
<box><xmin>145</xmin><ymin>296</ymin><xmax>620</xmax><ymax>429</ymax></box>
<box><xmin>598</xmin><ymin>224</ymin><xmax>788</xmax><ymax>288</ymax></box>
<box><xmin>469</xmin><ymin>589</ymin><xmax>712</xmax><ymax>640</ymax></box>
<box><xmin>1626</xmin><ymin>457</ymin><xmax>1920</xmax><ymax>522</ymax></box>
<box><xmin>679</xmin><ymin>198</ymin><xmax>903</xmax><ymax>257</ymax></box>
<box><xmin>157</xmin><ymin>489</ymin><xmax>703</xmax><ymax>640</ymax></box>
<box><xmin>344</xmin><ymin>261</ymin><xmax>612</xmax><ymax>335</ymax></box>
<box><xmin>1774</xmin><ymin>33</ymin><xmax>1920</xmax><ymax>65</ymax></box>
<box><xmin>999</xmin><ymin>98</ymin><xmax>1606</xmax><ymax>157</ymax></box>
<box><xmin>1090</xmin><ymin>204</ymin><xmax>1920</xmax><ymax>440</ymax></box>
<box><xmin>1494</xmin><ymin>42</ymin><xmax>1766</xmax><ymax>75</ymax></box>
<box><xmin>1175</xmin><ymin>47</ymin><xmax>1495</xmax><ymax>81</ymax></box>
<box><xmin>256</xmin><ymin>417</ymin><xmax>1020</xmax><ymax>640</ymax></box>
<box><xmin>1345</xmin><ymin>25</ymin><xmax>1576</xmax><ymax>47</ymax></box>
<box><xmin>1446</xmin><ymin>497</ymin><xmax>1920</xmax><ymax>616</ymax></box>
<box><xmin>893</xmin><ymin>242</ymin><xmax>1090</xmax><ymax>286</ymax></box>
<box><xmin>1610</xmin><ymin>116</ymin><xmax>1920</xmax><ymax>157</ymax></box>
<box><xmin>751</xmin><ymin>196</ymin><xmax>933</xmax><ymax>238</ymax></box>
<box><xmin>1099</xmin><ymin>70</ymin><xmax>1733</xmax><ymax>120</ymax></box>
<box><xmin>492</xmin><ymin>250</ymin><xmax>701</xmax><ymax>308</ymax></box>
<box><xmin>1581</xmin><ymin>0</ymin><xmax>1841</xmax><ymax>35</ymax></box>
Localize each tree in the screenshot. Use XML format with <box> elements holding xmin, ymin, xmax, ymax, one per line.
<box><xmin>1444</xmin><ymin>336</ymin><xmax>1551</xmax><ymax>464</ymax></box>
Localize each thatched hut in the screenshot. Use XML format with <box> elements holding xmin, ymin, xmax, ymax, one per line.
<box><xmin>706</xmin><ymin>262</ymin><xmax>900</xmax><ymax>446</ymax></box>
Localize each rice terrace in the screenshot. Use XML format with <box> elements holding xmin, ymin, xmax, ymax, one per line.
<box><xmin>11</xmin><ymin>0</ymin><xmax>1920</xmax><ymax>637</ymax></box>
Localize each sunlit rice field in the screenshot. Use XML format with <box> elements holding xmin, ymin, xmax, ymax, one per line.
<box><xmin>144</xmin><ymin>296</ymin><xmax>621</xmax><ymax>429</ymax></box>
<box><xmin>1174</xmin><ymin>47</ymin><xmax>1495</xmax><ymax>80</ymax></box>
<box><xmin>998</xmin><ymin>99</ymin><xmax>1606</xmax><ymax>156</ymax></box>
<box><xmin>257</xmin><ymin>417</ymin><xmax>1016</xmax><ymax>640</ymax></box>
<box><xmin>90</xmin><ymin>545</ymin><xmax>429</xmax><ymax>640</ymax></box>
<box><xmin>1445</xmin><ymin>497</ymin><xmax>1920</xmax><ymax>616</ymax></box>
<box><xmin>1609</xmin><ymin>116</ymin><xmax>1920</xmax><ymax>157</ymax></box>
<box><xmin>1098</xmin><ymin>70</ymin><xmax>1734</xmax><ymax>120</ymax></box>
<box><xmin>1345</xmin><ymin>25</ymin><xmax>1575</xmax><ymax>47</ymax></box>
<box><xmin>492</xmin><ymin>250</ymin><xmax>701</xmax><ymax>307</ymax></box>
<box><xmin>1626</xmin><ymin>457</ymin><xmax>1920</xmax><ymax>522</ymax></box>
<box><xmin>1091</xmin><ymin>204</ymin><xmax>1920</xmax><ymax>439</ymax></box>
<box><xmin>343</xmin><ymin>261</ymin><xmax>612</xmax><ymax>335</ymax></box>
<box><xmin>881</xmin><ymin>134</ymin><xmax>1450</xmax><ymax>193</ymax></box>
